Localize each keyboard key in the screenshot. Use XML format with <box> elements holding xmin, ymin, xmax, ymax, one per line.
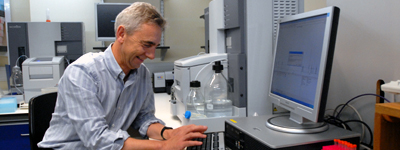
<box><xmin>187</xmin><ymin>132</ymin><xmax>221</xmax><ymax>150</ymax></box>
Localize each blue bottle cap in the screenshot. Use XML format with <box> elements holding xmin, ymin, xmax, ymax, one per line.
<box><xmin>184</xmin><ymin>111</ymin><xmax>191</xmax><ymax>119</ymax></box>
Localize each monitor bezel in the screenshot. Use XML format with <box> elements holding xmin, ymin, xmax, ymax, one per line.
<box><xmin>268</xmin><ymin>6</ymin><xmax>340</xmax><ymax>124</ymax></box>
<box><xmin>94</xmin><ymin>3</ymin><xmax>131</xmax><ymax>41</ymax></box>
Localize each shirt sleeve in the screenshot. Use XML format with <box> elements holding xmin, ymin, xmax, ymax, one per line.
<box><xmin>131</xmin><ymin>66</ymin><xmax>165</xmax><ymax>138</ymax></box>
<box><xmin>59</xmin><ymin>64</ymin><xmax>128</xmax><ymax>150</ymax></box>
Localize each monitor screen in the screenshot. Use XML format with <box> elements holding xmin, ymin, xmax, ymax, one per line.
<box><xmin>267</xmin><ymin>6</ymin><xmax>340</xmax><ymax>133</ymax></box>
<box><xmin>95</xmin><ymin>3</ymin><xmax>131</xmax><ymax>41</ymax></box>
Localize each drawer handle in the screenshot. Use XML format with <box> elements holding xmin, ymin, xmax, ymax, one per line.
<box><xmin>21</xmin><ymin>134</ymin><xmax>29</xmax><ymax>137</ymax></box>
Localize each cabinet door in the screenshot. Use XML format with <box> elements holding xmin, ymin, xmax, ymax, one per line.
<box><xmin>0</xmin><ymin>123</ymin><xmax>31</xmax><ymax>150</ymax></box>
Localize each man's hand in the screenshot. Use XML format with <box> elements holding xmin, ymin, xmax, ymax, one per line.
<box><xmin>122</xmin><ymin>124</ymin><xmax>208</xmax><ymax>150</ymax></box>
<box><xmin>161</xmin><ymin>124</ymin><xmax>208</xmax><ymax>150</ymax></box>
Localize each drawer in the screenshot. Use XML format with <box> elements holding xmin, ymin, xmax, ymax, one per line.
<box><xmin>0</xmin><ymin>123</ymin><xmax>31</xmax><ymax>150</ymax></box>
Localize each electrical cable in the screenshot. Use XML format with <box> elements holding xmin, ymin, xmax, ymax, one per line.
<box><xmin>327</xmin><ymin>93</ymin><xmax>390</xmax><ymax>148</ymax></box>
<box><xmin>13</xmin><ymin>75</ymin><xmax>23</xmax><ymax>94</ymax></box>
<box><xmin>324</xmin><ymin>115</ymin><xmax>350</xmax><ymax>130</ymax></box>
<box><xmin>335</xmin><ymin>93</ymin><xmax>390</xmax><ymax>119</ymax></box>
<box><xmin>333</xmin><ymin>104</ymin><xmax>365</xmax><ymax>143</ymax></box>
<box><xmin>11</xmin><ymin>55</ymin><xmax>29</xmax><ymax>94</ymax></box>
<box><xmin>327</xmin><ymin>120</ymin><xmax>370</xmax><ymax>148</ymax></box>
<box><xmin>343</xmin><ymin>120</ymin><xmax>373</xmax><ymax>148</ymax></box>
<box><xmin>64</xmin><ymin>57</ymin><xmax>71</xmax><ymax>65</ymax></box>
<box><xmin>14</xmin><ymin>55</ymin><xmax>28</xmax><ymax>67</ymax></box>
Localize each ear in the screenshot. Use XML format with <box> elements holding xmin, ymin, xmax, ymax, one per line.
<box><xmin>116</xmin><ymin>25</ymin><xmax>126</xmax><ymax>43</ymax></box>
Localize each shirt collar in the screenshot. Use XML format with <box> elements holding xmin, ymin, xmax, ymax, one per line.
<box><xmin>104</xmin><ymin>44</ymin><xmax>124</xmax><ymax>80</ymax></box>
<box><xmin>104</xmin><ymin>44</ymin><xmax>139</xmax><ymax>81</ymax></box>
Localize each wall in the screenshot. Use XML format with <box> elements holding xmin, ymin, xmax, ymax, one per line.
<box><xmin>304</xmin><ymin>0</ymin><xmax>326</xmax><ymax>12</ymax></box>
<box><xmin>10</xmin><ymin>0</ymin><xmax>30</xmax><ymax>22</ymax></box>
<box><xmin>162</xmin><ymin>0</ymin><xmax>211</xmax><ymax>62</ymax></box>
<box><xmin>325</xmin><ymin>0</ymin><xmax>400</xmax><ymax>145</ymax></box>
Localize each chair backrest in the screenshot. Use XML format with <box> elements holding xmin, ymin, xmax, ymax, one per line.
<box><xmin>28</xmin><ymin>92</ymin><xmax>57</xmax><ymax>150</ymax></box>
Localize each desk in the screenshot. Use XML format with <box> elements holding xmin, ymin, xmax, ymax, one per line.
<box><xmin>128</xmin><ymin>93</ymin><xmax>182</xmax><ymax>139</ymax></box>
<box><xmin>374</xmin><ymin>102</ymin><xmax>400</xmax><ymax>150</ymax></box>
<box><xmin>154</xmin><ymin>93</ymin><xmax>182</xmax><ymax>128</ymax></box>
<box><xmin>0</xmin><ymin>108</ymin><xmax>29</xmax><ymax>124</ymax></box>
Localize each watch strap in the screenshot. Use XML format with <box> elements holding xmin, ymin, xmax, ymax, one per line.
<box><xmin>161</xmin><ymin>126</ymin><xmax>173</xmax><ymax>140</ymax></box>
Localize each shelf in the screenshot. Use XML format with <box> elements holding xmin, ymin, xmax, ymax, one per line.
<box><xmin>374</xmin><ymin>102</ymin><xmax>400</xmax><ymax>150</ymax></box>
<box><xmin>157</xmin><ymin>46</ymin><xmax>170</xmax><ymax>61</ymax></box>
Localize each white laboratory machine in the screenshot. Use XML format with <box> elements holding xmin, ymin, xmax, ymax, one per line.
<box><xmin>7</xmin><ymin>22</ymin><xmax>85</xmax><ymax>68</ymax></box>
<box><xmin>153</xmin><ymin>71</ymin><xmax>174</xmax><ymax>93</ymax></box>
<box><xmin>171</xmin><ymin>0</ymin><xmax>304</xmax><ymax>132</ymax></box>
<box><xmin>22</xmin><ymin>56</ymin><xmax>65</xmax><ymax>102</ymax></box>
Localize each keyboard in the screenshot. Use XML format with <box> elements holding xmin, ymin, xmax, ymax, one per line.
<box><xmin>187</xmin><ymin>132</ymin><xmax>225</xmax><ymax>150</ymax></box>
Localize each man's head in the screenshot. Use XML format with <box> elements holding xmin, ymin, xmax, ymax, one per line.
<box><xmin>112</xmin><ymin>2</ymin><xmax>166</xmax><ymax>73</ymax></box>
<box><xmin>114</xmin><ymin>2</ymin><xmax>166</xmax><ymax>36</ymax></box>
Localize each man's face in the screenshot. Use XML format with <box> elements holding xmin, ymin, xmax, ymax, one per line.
<box><xmin>119</xmin><ymin>23</ymin><xmax>162</xmax><ymax>70</ymax></box>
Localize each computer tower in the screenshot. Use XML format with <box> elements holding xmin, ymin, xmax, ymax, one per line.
<box><xmin>224</xmin><ymin>115</ymin><xmax>360</xmax><ymax>150</ymax></box>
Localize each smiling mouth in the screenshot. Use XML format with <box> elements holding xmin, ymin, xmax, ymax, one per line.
<box><xmin>136</xmin><ymin>56</ymin><xmax>144</xmax><ymax>62</ymax></box>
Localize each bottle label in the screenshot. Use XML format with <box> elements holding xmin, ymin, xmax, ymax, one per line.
<box><xmin>207</xmin><ymin>104</ymin><xmax>213</xmax><ymax>110</ymax></box>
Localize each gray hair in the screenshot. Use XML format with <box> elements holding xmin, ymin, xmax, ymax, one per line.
<box><xmin>114</xmin><ymin>2</ymin><xmax>166</xmax><ymax>35</ymax></box>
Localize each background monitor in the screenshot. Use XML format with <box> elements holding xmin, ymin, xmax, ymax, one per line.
<box><xmin>267</xmin><ymin>6</ymin><xmax>340</xmax><ymax>133</ymax></box>
<box><xmin>95</xmin><ymin>3</ymin><xmax>131</xmax><ymax>41</ymax></box>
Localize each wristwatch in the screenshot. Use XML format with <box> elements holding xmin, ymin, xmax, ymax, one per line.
<box><xmin>161</xmin><ymin>126</ymin><xmax>173</xmax><ymax>140</ymax></box>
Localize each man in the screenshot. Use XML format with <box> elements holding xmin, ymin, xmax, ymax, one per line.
<box><xmin>38</xmin><ymin>2</ymin><xmax>207</xmax><ymax>150</ymax></box>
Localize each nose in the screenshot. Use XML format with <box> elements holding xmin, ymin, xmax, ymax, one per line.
<box><xmin>145</xmin><ymin>48</ymin><xmax>156</xmax><ymax>60</ymax></box>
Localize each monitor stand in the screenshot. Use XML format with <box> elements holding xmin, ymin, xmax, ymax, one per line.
<box><xmin>266</xmin><ymin>115</ymin><xmax>328</xmax><ymax>134</ymax></box>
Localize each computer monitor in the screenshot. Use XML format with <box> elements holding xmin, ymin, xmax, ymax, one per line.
<box><xmin>267</xmin><ymin>6</ymin><xmax>340</xmax><ymax>134</ymax></box>
<box><xmin>95</xmin><ymin>3</ymin><xmax>131</xmax><ymax>41</ymax></box>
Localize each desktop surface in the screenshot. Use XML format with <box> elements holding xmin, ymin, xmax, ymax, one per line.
<box><xmin>154</xmin><ymin>93</ymin><xmax>182</xmax><ymax>128</ymax></box>
<box><xmin>225</xmin><ymin>115</ymin><xmax>360</xmax><ymax>150</ymax></box>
